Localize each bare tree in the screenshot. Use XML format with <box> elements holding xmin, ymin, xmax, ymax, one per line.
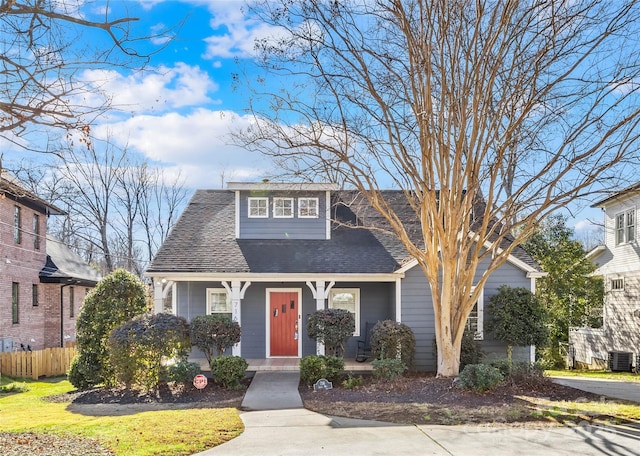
<box><xmin>10</xmin><ymin>147</ymin><xmax>188</xmax><ymax>275</ymax></box>
<box><xmin>240</xmin><ymin>0</ymin><xmax>640</xmax><ymax>376</ymax></box>
<box><xmin>138</xmin><ymin>166</ymin><xmax>188</xmax><ymax>265</ymax></box>
<box><xmin>0</xmin><ymin>0</ymin><xmax>176</xmax><ymax>150</ymax></box>
<box><xmin>56</xmin><ymin>139</ymin><xmax>126</xmax><ymax>273</ymax></box>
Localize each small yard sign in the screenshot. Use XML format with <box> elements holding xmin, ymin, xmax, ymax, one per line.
<box><xmin>193</xmin><ymin>374</ymin><xmax>208</xmax><ymax>390</ymax></box>
<box><xmin>314</xmin><ymin>378</ymin><xmax>333</xmax><ymax>391</ymax></box>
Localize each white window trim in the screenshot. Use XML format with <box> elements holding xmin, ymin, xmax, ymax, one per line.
<box><xmin>273</xmin><ymin>197</ymin><xmax>294</xmax><ymax>218</ymax></box>
<box><xmin>248</xmin><ymin>197</ymin><xmax>269</xmax><ymax>218</ymax></box>
<box><xmin>206</xmin><ymin>288</ymin><xmax>232</xmax><ymax>315</ymax></box>
<box><xmin>298</xmin><ymin>197</ymin><xmax>319</xmax><ymax>218</ymax></box>
<box><xmin>328</xmin><ymin>288</ymin><xmax>360</xmax><ymax>337</ymax></box>
<box><xmin>610</xmin><ymin>277</ymin><xmax>625</xmax><ymax>291</ymax></box>
<box><xmin>614</xmin><ymin>208</ymin><xmax>636</xmax><ymax>245</ymax></box>
<box><xmin>468</xmin><ymin>287</ymin><xmax>484</xmax><ymax>341</ymax></box>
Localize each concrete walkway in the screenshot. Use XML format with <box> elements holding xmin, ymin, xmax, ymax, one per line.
<box><xmin>551</xmin><ymin>376</ymin><xmax>640</xmax><ymax>403</ymax></box>
<box><xmin>195</xmin><ymin>372</ymin><xmax>640</xmax><ymax>456</ymax></box>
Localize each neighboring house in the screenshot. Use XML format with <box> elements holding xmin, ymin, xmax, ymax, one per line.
<box><xmin>570</xmin><ymin>182</ymin><xmax>640</xmax><ymax>371</ymax></box>
<box><xmin>146</xmin><ymin>182</ymin><xmax>543</xmax><ymax>371</ymax></box>
<box><xmin>0</xmin><ymin>172</ymin><xmax>101</xmax><ymax>352</ymax></box>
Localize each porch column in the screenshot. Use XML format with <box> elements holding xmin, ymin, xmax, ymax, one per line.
<box><xmin>222</xmin><ymin>280</ymin><xmax>251</xmax><ymax>356</ymax></box>
<box><xmin>153</xmin><ymin>279</ymin><xmax>174</xmax><ymax>314</ymax></box>
<box><xmin>306</xmin><ymin>280</ymin><xmax>335</xmax><ymax>356</ymax></box>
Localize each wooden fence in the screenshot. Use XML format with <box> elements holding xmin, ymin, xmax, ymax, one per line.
<box><xmin>0</xmin><ymin>347</ymin><xmax>77</xmax><ymax>380</ymax></box>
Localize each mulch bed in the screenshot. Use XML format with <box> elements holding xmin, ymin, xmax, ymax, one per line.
<box><xmin>45</xmin><ymin>378</ymin><xmax>248</xmax><ymax>407</ymax></box>
<box><xmin>299</xmin><ymin>373</ymin><xmax>606</xmax><ymax>425</ymax></box>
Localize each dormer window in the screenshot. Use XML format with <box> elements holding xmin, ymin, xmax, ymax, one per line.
<box><xmin>298</xmin><ymin>198</ymin><xmax>319</xmax><ymax>218</ymax></box>
<box><xmin>248</xmin><ymin>197</ymin><xmax>268</xmax><ymax>218</ymax></box>
<box><xmin>273</xmin><ymin>198</ymin><xmax>293</xmax><ymax>218</ymax></box>
<box><xmin>615</xmin><ymin>209</ymin><xmax>635</xmax><ymax>245</ymax></box>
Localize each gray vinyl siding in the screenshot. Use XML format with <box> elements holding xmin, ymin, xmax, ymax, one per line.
<box><xmin>175</xmin><ymin>280</ymin><xmax>396</xmax><ymax>359</ymax></box>
<box><xmin>239</xmin><ymin>281</ymin><xmax>395</xmax><ymax>358</ymax></box>
<box><xmin>400</xmin><ymin>267</ymin><xmax>436</xmax><ymax>371</ymax></box>
<box><xmin>239</xmin><ymin>190</ymin><xmax>327</xmax><ymax>239</ymax></box>
<box><xmin>238</xmin><ymin>285</ymin><xmax>267</xmax><ymax>358</ymax></box>
<box><xmin>401</xmin><ymin>259</ymin><xmax>534</xmax><ymax>371</ymax></box>
<box><xmin>336</xmin><ymin>282</ymin><xmax>395</xmax><ymax>358</ymax></box>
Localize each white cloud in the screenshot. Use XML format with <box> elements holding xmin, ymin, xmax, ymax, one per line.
<box><xmin>80</xmin><ymin>63</ymin><xmax>219</xmax><ymax>115</ymax></box>
<box><xmin>201</xmin><ymin>3</ymin><xmax>289</xmax><ymax>59</ymax></box>
<box><xmin>574</xmin><ymin>219</ymin><xmax>597</xmax><ymax>231</ymax></box>
<box><xmin>94</xmin><ymin>109</ymin><xmax>271</xmax><ymax>188</ymax></box>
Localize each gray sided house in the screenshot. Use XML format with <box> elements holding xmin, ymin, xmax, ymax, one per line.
<box><xmin>571</xmin><ymin>182</ymin><xmax>640</xmax><ymax>371</ymax></box>
<box><xmin>146</xmin><ymin>182</ymin><xmax>543</xmax><ymax>371</ymax></box>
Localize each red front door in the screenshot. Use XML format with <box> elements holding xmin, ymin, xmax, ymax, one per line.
<box><xmin>269</xmin><ymin>291</ymin><xmax>299</xmax><ymax>356</ymax></box>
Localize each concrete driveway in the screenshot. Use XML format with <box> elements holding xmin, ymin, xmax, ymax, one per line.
<box><xmin>551</xmin><ymin>376</ymin><xmax>640</xmax><ymax>403</ymax></box>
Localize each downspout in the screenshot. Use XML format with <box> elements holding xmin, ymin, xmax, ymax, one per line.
<box><xmin>60</xmin><ymin>282</ymin><xmax>72</xmax><ymax>348</ymax></box>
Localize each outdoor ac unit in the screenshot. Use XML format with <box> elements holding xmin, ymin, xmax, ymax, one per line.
<box><xmin>1</xmin><ymin>338</ymin><xmax>12</xmax><ymax>353</ymax></box>
<box><xmin>608</xmin><ymin>351</ymin><xmax>633</xmax><ymax>372</ymax></box>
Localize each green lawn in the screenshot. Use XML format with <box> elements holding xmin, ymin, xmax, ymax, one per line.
<box><xmin>0</xmin><ymin>376</ymin><xmax>243</xmax><ymax>455</ymax></box>
<box><xmin>546</xmin><ymin>369</ymin><xmax>640</xmax><ymax>382</ymax></box>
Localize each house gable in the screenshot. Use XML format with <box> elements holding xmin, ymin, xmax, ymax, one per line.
<box><xmin>228</xmin><ymin>182</ymin><xmax>337</xmax><ymax>240</ymax></box>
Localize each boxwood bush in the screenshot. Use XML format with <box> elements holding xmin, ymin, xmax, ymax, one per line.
<box><xmin>299</xmin><ymin>355</ymin><xmax>344</xmax><ymax>385</ymax></box>
<box><xmin>370</xmin><ymin>320</ymin><xmax>415</xmax><ymax>370</ymax></box>
<box><xmin>458</xmin><ymin>364</ymin><xmax>504</xmax><ymax>392</ymax></box>
<box><xmin>210</xmin><ymin>356</ymin><xmax>248</xmax><ymax>389</ymax></box>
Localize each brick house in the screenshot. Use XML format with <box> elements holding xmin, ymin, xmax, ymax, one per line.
<box><xmin>0</xmin><ymin>172</ymin><xmax>101</xmax><ymax>352</ymax></box>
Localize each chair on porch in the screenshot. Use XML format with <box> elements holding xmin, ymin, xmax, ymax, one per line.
<box><xmin>355</xmin><ymin>321</ymin><xmax>375</xmax><ymax>363</ymax></box>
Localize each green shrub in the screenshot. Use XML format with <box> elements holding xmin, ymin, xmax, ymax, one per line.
<box><xmin>68</xmin><ymin>352</ymin><xmax>103</xmax><ymax>389</ymax></box>
<box><xmin>300</xmin><ymin>355</ymin><xmax>324</xmax><ymax>385</ymax></box>
<box><xmin>460</xmin><ymin>329</ymin><xmax>484</xmax><ymax>369</ymax></box>
<box><xmin>109</xmin><ymin>313</ymin><xmax>191</xmax><ymax>391</ymax></box>
<box><xmin>299</xmin><ymin>355</ymin><xmax>345</xmax><ymax>385</ymax></box>
<box><xmin>167</xmin><ymin>361</ymin><xmax>202</xmax><ymax>386</ymax></box>
<box><xmin>210</xmin><ymin>356</ymin><xmax>248</xmax><ymax>389</ymax></box>
<box><xmin>486</xmin><ymin>285</ymin><xmax>548</xmax><ymax>361</ymax></box>
<box><xmin>491</xmin><ymin>360</ymin><xmax>547</xmax><ymax>388</ymax></box>
<box><xmin>458</xmin><ymin>364</ymin><xmax>503</xmax><ymax>392</ymax></box>
<box><xmin>190</xmin><ymin>315</ymin><xmax>241</xmax><ymax>365</ymax></box>
<box><xmin>370</xmin><ymin>320</ymin><xmax>415</xmax><ymax>369</ymax></box>
<box><xmin>342</xmin><ymin>374</ymin><xmax>363</xmax><ymax>389</ymax></box>
<box><xmin>307</xmin><ymin>309</ymin><xmax>355</xmax><ymax>356</ymax></box>
<box><xmin>323</xmin><ymin>355</ymin><xmax>345</xmax><ymax>382</ymax></box>
<box><xmin>0</xmin><ymin>382</ymin><xmax>28</xmax><ymax>393</ymax></box>
<box><xmin>70</xmin><ymin>269</ymin><xmax>147</xmax><ymax>389</ymax></box>
<box><xmin>372</xmin><ymin>357</ymin><xmax>407</xmax><ymax>381</ymax></box>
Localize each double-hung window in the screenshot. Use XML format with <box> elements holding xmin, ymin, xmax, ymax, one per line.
<box><xmin>465</xmin><ymin>288</ymin><xmax>484</xmax><ymax>340</ymax></box>
<box><xmin>248</xmin><ymin>197</ymin><xmax>268</xmax><ymax>218</ymax></box>
<box><xmin>329</xmin><ymin>288</ymin><xmax>360</xmax><ymax>336</ymax></box>
<box><xmin>615</xmin><ymin>209</ymin><xmax>636</xmax><ymax>245</ymax></box>
<box><xmin>273</xmin><ymin>198</ymin><xmax>293</xmax><ymax>218</ymax></box>
<box><xmin>298</xmin><ymin>198</ymin><xmax>319</xmax><ymax>218</ymax></box>
<box><xmin>207</xmin><ymin>288</ymin><xmax>232</xmax><ymax>318</ymax></box>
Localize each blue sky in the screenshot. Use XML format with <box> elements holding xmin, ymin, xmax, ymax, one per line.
<box><xmin>3</xmin><ymin>0</ymin><xmax>604</xmax><ymax>237</ymax></box>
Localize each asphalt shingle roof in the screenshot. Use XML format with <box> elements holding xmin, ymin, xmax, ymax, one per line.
<box><xmin>40</xmin><ymin>235</ymin><xmax>102</xmax><ymax>285</ymax></box>
<box><xmin>147</xmin><ymin>189</ymin><xmax>539</xmax><ymax>274</ymax></box>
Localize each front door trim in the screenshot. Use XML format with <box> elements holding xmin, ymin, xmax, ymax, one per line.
<box><xmin>265</xmin><ymin>288</ymin><xmax>302</xmax><ymax>358</ymax></box>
